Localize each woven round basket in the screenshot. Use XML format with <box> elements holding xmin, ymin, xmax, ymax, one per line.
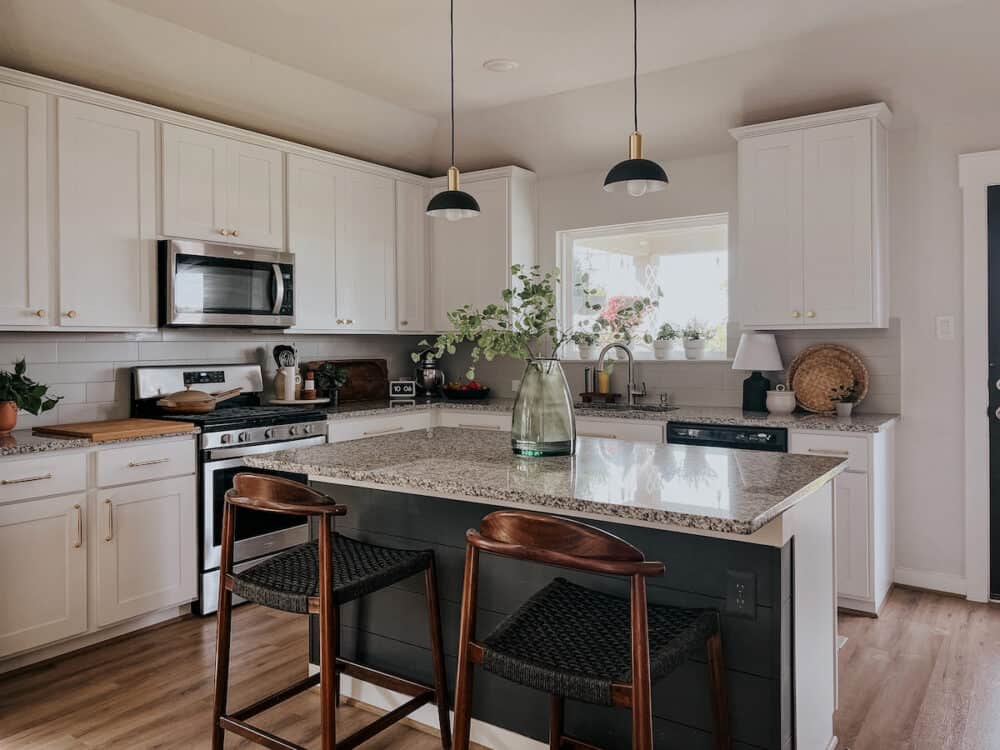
<box><xmin>787</xmin><ymin>344</ymin><xmax>870</xmax><ymax>414</ymax></box>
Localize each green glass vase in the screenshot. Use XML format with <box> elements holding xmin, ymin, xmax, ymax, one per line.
<box><xmin>511</xmin><ymin>358</ymin><xmax>576</xmax><ymax>457</ymax></box>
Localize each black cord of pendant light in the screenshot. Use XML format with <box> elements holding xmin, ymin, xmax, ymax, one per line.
<box><xmin>633</xmin><ymin>0</ymin><xmax>638</xmax><ymax>133</ymax></box>
<box><xmin>450</xmin><ymin>0</ymin><xmax>455</xmax><ymax>168</ymax></box>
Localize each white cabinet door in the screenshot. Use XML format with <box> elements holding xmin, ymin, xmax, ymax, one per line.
<box><xmin>287</xmin><ymin>154</ymin><xmax>339</xmax><ymax>331</ymax></box>
<box><xmin>0</xmin><ymin>83</ymin><xmax>49</xmax><ymax>327</ymax></box>
<box><xmin>576</xmin><ymin>418</ymin><xmax>665</xmax><ymax>443</ymax></box>
<box><xmin>58</xmin><ymin>99</ymin><xmax>156</xmax><ymax>328</ymax></box>
<box><xmin>334</xmin><ymin>166</ymin><xmax>396</xmax><ymax>331</ymax></box>
<box><xmin>395</xmin><ymin>180</ymin><xmax>428</xmax><ymax>332</ymax></box>
<box><xmin>161</xmin><ymin>124</ymin><xmax>228</xmax><ymax>243</ymax></box>
<box><xmin>162</xmin><ymin>124</ymin><xmax>283</xmax><ymax>248</ymax></box>
<box><xmin>803</xmin><ymin>120</ymin><xmax>873</xmax><ymax>325</ymax></box>
<box><xmin>428</xmin><ymin>177</ymin><xmax>509</xmax><ymax>331</ymax></box>
<box><xmin>737</xmin><ymin>131</ymin><xmax>804</xmax><ymax>327</ymax></box>
<box><xmin>0</xmin><ymin>493</ymin><xmax>87</xmax><ymax>657</ymax></box>
<box><xmin>834</xmin><ymin>471</ymin><xmax>871</xmax><ymax>601</ymax></box>
<box><xmin>94</xmin><ymin>477</ymin><xmax>196</xmax><ymax>627</ymax></box>
<box><xmin>226</xmin><ymin>139</ymin><xmax>283</xmax><ymax>248</ymax></box>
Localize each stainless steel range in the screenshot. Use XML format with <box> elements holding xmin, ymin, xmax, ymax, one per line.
<box><xmin>132</xmin><ymin>364</ymin><xmax>327</xmax><ymax>614</ymax></box>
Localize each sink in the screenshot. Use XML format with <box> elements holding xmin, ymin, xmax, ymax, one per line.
<box><xmin>575</xmin><ymin>403</ymin><xmax>678</xmax><ymax>413</ymax></box>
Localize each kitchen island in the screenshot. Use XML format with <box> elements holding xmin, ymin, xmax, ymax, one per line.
<box><xmin>247</xmin><ymin>427</ymin><xmax>846</xmax><ymax>750</ymax></box>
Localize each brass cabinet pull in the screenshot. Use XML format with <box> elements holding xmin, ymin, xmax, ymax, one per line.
<box><xmin>791</xmin><ymin>310</ymin><xmax>801</xmax><ymax>319</ymax></box>
<box><xmin>73</xmin><ymin>504</ymin><xmax>83</xmax><ymax>548</ymax></box>
<box><xmin>580</xmin><ymin>432</ymin><xmax>616</xmax><ymax>439</ymax></box>
<box><xmin>806</xmin><ymin>310</ymin><xmax>816</xmax><ymax>319</ymax></box>
<box><xmin>361</xmin><ymin>426</ymin><xmax>404</xmax><ymax>436</ymax></box>
<box><xmin>219</xmin><ymin>228</ymin><xmax>231</xmax><ymax>236</ymax></box>
<box><xmin>457</xmin><ymin>423</ymin><xmax>501</xmax><ymax>431</ymax></box>
<box><xmin>231</xmin><ymin>229</ymin><xmax>240</xmax><ymax>237</ymax></box>
<box><xmin>1</xmin><ymin>472</ymin><xmax>53</xmax><ymax>485</ymax></box>
<box><xmin>806</xmin><ymin>448</ymin><xmax>850</xmax><ymax>456</ymax></box>
<box><xmin>35</xmin><ymin>309</ymin><xmax>47</xmax><ymax>318</ymax></box>
<box><xmin>128</xmin><ymin>457</ymin><xmax>170</xmax><ymax>468</ymax></box>
<box><xmin>104</xmin><ymin>500</ymin><xmax>114</xmax><ymax>542</ymax></box>
<box><xmin>65</xmin><ymin>310</ymin><xmax>78</xmax><ymax>319</ymax></box>
<box><xmin>399</xmin><ymin>320</ymin><xmax>409</xmax><ymax>326</ymax></box>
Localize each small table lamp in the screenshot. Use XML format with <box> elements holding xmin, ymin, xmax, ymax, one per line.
<box><xmin>732</xmin><ymin>332</ymin><xmax>783</xmax><ymax>412</ymax></box>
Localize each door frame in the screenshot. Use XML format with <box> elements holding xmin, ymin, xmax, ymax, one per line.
<box><xmin>959</xmin><ymin>149</ymin><xmax>1000</xmax><ymax>602</ymax></box>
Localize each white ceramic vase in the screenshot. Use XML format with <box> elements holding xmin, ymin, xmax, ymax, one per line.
<box><xmin>835</xmin><ymin>402</ymin><xmax>855</xmax><ymax>417</ymax></box>
<box><xmin>683</xmin><ymin>338</ymin><xmax>706</xmax><ymax>360</ymax></box>
<box><xmin>653</xmin><ymin>340</ymin><xmax>672</xmax><ymax>360</ymax></box>
<box><xmin>577</xmin><ymin>344</ymin><xmax>597</xmax><ymax>360</ymax></box>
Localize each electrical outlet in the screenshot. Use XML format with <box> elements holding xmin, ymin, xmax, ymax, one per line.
<box><xmin>936</xmin><ymin>315</ymin><xmax>955</xmax><ymax>341</ymax></box>
<box><xmin>725</xmin><ymin>570</ymin><xmax>756</xmax><ymax>619</ymax></box>
<box><xmin>511</xmin><ymin>379</ymin><xmax>521</xmax><ymax>394</ymax></box>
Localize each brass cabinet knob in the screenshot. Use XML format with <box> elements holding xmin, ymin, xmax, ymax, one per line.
<box><xmin>231</xmin><ymin>229</ymin><xmax>240</xmax><ymax>237</ymax></box>
<box><xmin>336</xmin><ymin>319</ymin><xmax>344</xmax><ymax>324</ymax></box>
<box><xmin>219</xmin><ymin>228</ymin><xmax>231</xmax><ymax>236</ymax></box>
<box><xmin>792</xmin><ymin>310</ymin><xmax>801</xmax><ymax>319</ymax></box>
<box><xmin>399</xmin><ymin>320</ymin><xmax>409</xmax><ymax>326</ymax></box>
<box><xmin>806</xmin><ymin>310</ymin><xmax>816</xmax><ymax>319</ymax></box>
<box><xmin>65</xmin><ymin>310</ymin><xmax>78</xmax><ymax>319</ymax></box>
<box><xmin>346</xmin><ymin>319</ymin><xmax>354</xmax><ymax>325</ymax></box>
<box><xmin>35</xmin><ymin>309</ymin><xmax>46</xmax><ymax>318</ymax></box>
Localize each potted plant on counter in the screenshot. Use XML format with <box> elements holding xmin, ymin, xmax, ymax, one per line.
<box><xmin>682</xmin><ymin>319</ymin><xmax>713</xmax><ymax>360</ymax></box>
<box><xmin>829</xmin><ymin>383</ymin><xmax>859</xmax><ymax>417</ymax></box>
<box><xmin>571</xmin><ymin>330</ymin><xmax>600</xmax><ymax>360</ymax></box>
<box><xmin>414</xmin><ymin>265</ymin><xmax>601</xmax><ymax>457</ymax></box>
<box><xmin>653</xmin><ymin>323</ymin><xmax>680</xmax><ymax>360</ymax></box>
<box><xmin>593</xmin><ymin>294</ymin><xmax>659</xmax><ymax>353</ymax></box>
<box><xmin>0</xmin><ymin>359</ymin><xmax>61</xmax><ymax>436</ymax></box>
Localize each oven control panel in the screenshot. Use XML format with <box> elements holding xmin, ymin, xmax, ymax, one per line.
<box><xmin>184</xmin><ymin>370</ymin><xmax>226</xmax><ymax>386</ymax></box>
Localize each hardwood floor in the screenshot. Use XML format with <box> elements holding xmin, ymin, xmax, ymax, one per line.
<box><xmin>1</xmin><ymin>586</ymin><xmax>998</xmax><ymax>749</ymax></box>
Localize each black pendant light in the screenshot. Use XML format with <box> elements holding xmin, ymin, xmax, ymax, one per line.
<box><xmin>427</xmin><ymin>0</ymin><xmax>480</xmax><ymax>221</ymax></box>
<box><xmin>603</xmin><ymin>0</ymin><xmax>669</xmax><ymax>196</ymax></box>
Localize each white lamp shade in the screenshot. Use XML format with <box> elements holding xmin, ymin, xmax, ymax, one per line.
<box><xmin>732</xmin><ymin>332</ymin><xmax>783</xmax><ymax>372</ymax></box>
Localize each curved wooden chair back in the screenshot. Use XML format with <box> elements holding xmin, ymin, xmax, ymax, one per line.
<box><xmin>226</xmin><ymin>473</ymin><xmax>346</xmax><ymax>517</ymax></box>
<box><xmin>469</xmin><ymin>510</ymin><xmax>664</xmax><ymax>578</ymax></box>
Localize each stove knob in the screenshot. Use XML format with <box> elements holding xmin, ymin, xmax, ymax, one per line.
<box><xmin>303</xmin><ymin>424</ymin><xmax>313</xmax><ymax>434</ymax></box>
<box><xmin>238</xmin><ymin>431</ymin><xmax>251</xmax><ymax>443</ymax></box>
<box><xmin>288</xmin><ymin>426</ymin><xmax>299</xmax><ymax>436</ymax></box>
<box><xmin>264</xmin><ymin>428</ymin><xmax>275</xmax><ymax>440</ymax></box>
<box><xmin>220</xmin><ymin>434</ymin><xmax>233</xmax><ymax>445</ymax></box>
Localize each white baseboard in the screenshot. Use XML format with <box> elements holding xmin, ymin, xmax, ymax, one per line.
<box><xmin>309</xmin><ymin>664</ymin><xmax>545</xmax><ymax>750</ymax></box>
<box><xmin>894</xmin><ymin>566</ymin><xmax>967</xmax><ymax>596</ymax></box>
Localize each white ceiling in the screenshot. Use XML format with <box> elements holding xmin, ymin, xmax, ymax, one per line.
<box><xmin>110</xmin><ymin>0</ymin><xmax>958</xmax><ymax>117</ymax></box>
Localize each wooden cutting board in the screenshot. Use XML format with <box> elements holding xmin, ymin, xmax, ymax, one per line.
<box><xmin>34</xmin><ymin>418</ymin><xmax>196</xmax><ymax>442</ymax></box>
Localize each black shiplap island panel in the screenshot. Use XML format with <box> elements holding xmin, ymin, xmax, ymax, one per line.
<box><xmin>309</xmin><ymin>484</ymin><xmax>792</xmax><ymax>749</ymax></box>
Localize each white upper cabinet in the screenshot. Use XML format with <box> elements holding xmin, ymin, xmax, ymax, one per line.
<box><xmin>0</xmin><ymin>83</ymin><xmax>48</xmax><ymax>327</ymax></box>
<box><xmin>732</xmin><ymin>104</ymin><xmax>891</xmax><ymax>329</ymax></box>
<box><xmin>427</xmin><ymin>167</ymin><xmax>536</xmax><ymax>331</ymax></box>
<box><xmin>287</xmin><ymin>155</ymin><xmax>396</xmax><ymax>332</ymax></box>
<box><xmin>162</xmin><ymin>123</ymin><xmax>283</xmax><ymax>248</ymax></box>
<box><xmin>58</xmin><ymin>98</ymin><xmax>156</xmax><ymax>328</ymax></box>
<box><xmin>395</xmin><ymin>180</ymin><xmax>428</xmax><ymax>332</ymax></box>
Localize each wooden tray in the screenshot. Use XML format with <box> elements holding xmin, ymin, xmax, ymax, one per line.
<box><xmin>787</xmin><ymin>344</ymin><xmax>869</xmax><ymax>413</ymax></box>
<box><xmin>34</xmin><ymin>418</ymin><xmax>196</xmax><ymax>442</ymax></box>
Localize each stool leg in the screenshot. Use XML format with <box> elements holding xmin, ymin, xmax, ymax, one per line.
<box><xmin>319</xmin><ymin>517</ymin><xmax>337</xmax><ymax>750</ymax></box>
<box><xmin>334</xmin><ymin>605</ymin><xmax>341</xmax><ymax>708</ymax></box>
<box><xmin>630</xmin><ymin>575</ymin><xmax>654</xmax><ymax>750</ymax></box>
<box><xmin>453</xmin><ymin>545</ymin><xmax>480</xmax><ymax>750</ymax></box>
<box><xmin>212</xmin><ymin>503</ymin><xmax>236</xmax><ymax>750</ymax></box>
<box><xmin>706</xmin><ymin>632</ymin><xmax>732</xmax><ymax>750</ymax></box>
<box><xmin>425</xmin><ymin>559</ymin><xmax>453</xmax><ymax>749</ymax></box>
<box><xmin>548</xmin><ymin>694</ymin><xmax>564</xmax><ymax>750</ymax></box>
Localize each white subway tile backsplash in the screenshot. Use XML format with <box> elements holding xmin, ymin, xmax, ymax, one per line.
<box><xmin>59</xmin><ymin>402</ymin><xmax>128</xmax><ymax>423</ymax></box>
<box><xmin>25</xmin><ymin>362</ymin><xmax>117</xmax><ymax>384</ymax></box>
<box><xmin>59</xmin><ymin>342</ymin><xmax>139</xmax><ymax>362</ymax></box>
<box><xmin>86</xmin><ymin>381</ymin><xmax>117</xmax><ymax>403</ymax></box>
<box><xmin>0</xmin><ymin>342</ymin><xmax>60</xmax><ymax>365</ymax></box>
<box><xmin>49</xmin><ymin>383</ymin><xmax>86</xmax><ymax>405</ymax></box>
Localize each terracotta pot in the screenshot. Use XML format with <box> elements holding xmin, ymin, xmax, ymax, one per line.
<box><xmin>0</xmin><ymin>401</ymin><xmax>17</xmax><ymax>436</ymax></box>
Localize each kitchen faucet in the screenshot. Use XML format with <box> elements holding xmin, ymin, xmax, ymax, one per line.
<box><xmin>596</xmin><ymin>343</ymin><xmax>646</xmax><ymax>407</ymax></box>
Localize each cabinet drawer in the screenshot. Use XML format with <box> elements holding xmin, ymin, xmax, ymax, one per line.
<box><xmin>789</xmin><ymin>432</ymin><xmax>868</xmax><ymax>472</ymax></box>
<box><xmin>576</xmin><ymin>418</ymin><xmax>665</xmax><ymax>443</ymax></box>
<box><xmin>97</xmin><ymin>439</ymin><xmax>196</xmax><ymax>488</ymax></box>
<box><xmin>435</xmin><ymin>411</ymin><xmax>510</xmax><ymax>431</ymax></box>
<box><xmin>0</xmin><ymin>453</ymin><xmax>87</xmax><ymax>503</ymax></box>
<box><xmin>327</xmin><ymin>412</ymin><xmax>431</xmax><ymax>443</ymax></box>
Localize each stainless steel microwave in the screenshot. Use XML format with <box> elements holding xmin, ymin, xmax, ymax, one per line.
<box><xmin>159</xmin><ymin>240</ymin><xmax>295</xmax><ymax>328</ymax></box>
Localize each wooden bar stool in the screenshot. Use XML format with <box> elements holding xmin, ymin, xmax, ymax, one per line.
<box><xmin>452</xmin><ymin>510</ymin><xmax>731</xmax><ymax>750</ymax></box>
<box><xmin>212</xmin><ymin>473</ymin><xmax>452</xmax><ymax>750</ymax></box>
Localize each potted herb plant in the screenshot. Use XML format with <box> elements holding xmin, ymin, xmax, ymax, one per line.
<box><xmin>653</xmin><ymin>323</ymin><xmax>680</xmax><ymax>360</ymax></box>
<box><xmin>682</xmin><ymin>319</ymin><xmax>713</xmax><ymax>360</ymax></box>
<box><xmin>829</xmin><ymin>383</ymin><xmax>859</xmax><ymax>417</ymax></box>
<box><xmin>0</xmin><ymin>359</ymin><xmax>61</xmax><ymax>435</ymax></box>
<box><xmin>593</xmin><ymin>294</ymin><xmax>660</xmax><ymax>353</ymax></box>
<box><xmin>571</xmin><ymin>330</ymin><xmax>600</xmax><ymax>360</ymax></box>
<box><xmin>414</xmin><ymin>265</ymin><xmax>601</xmax><ymax>457</ymax></box>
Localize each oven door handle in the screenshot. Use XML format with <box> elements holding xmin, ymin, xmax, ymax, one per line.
<box><xmin>271</xmin><ymin>264</ymin><xmax>285</xmax><ymax>316</ymax></box>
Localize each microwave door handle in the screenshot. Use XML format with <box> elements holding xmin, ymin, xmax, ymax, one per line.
<box><xmin>271</xmin><ymin>264</ymin><xmax>284</xmax><ymax>315</ymax></box>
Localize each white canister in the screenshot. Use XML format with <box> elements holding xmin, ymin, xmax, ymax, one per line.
<box><xmin>766</xmin><ymin>384</ymin><xmax>796</xmax><ymax>415</ymax></box>
<box><xmin>281</xmin><ymin>366</ymin><xmax>297</xmax><ymax>401</ymax></box>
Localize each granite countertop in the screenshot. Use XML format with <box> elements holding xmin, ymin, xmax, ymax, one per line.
<box><xmin>321</xmin><ymin>397</ymin><xmax>897</xmax><ymax>433</ymax></box>
<box><xmin>0</xmin><ymin>428</ymin><xmax>198</xmax><ymax>458</ymax></box>
<box><xmin>246</xmin><ymin>427</ymin><xmax>847</xmax><ymax>535</ymax></box>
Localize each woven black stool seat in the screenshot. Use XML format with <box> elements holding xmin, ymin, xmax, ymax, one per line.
<box><xmin>481</xmin><ymin>577</ymin><xmax>719</xmax><ymax>706</ymax></box>
<box><xmin>231</xmin><ymin>535</ymin><xmax>432</xmax><ymax>614</ymax></box>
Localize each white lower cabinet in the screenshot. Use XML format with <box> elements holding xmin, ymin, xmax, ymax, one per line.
<box><xmin>0</xmin><ymin>493</ymin><xmax>88</xmax><ymax>658</ymax></box>
<box><xmin>327</xmin><ymin>412</ymin><xmax>431</xmax><ymax>443</ymax></box>
<box><xmin>435</xmin><ymin>411</ymin><xmax>510</xmax><ymax>431</ymax></box>
<box><xmin>833</xmin><ymin>471</ymin><xmax>871</xmax><ymax>601</ymax></box>
<box><xmin>93</xmin><ymin>476</ymin><xmax>196</xmax><ymax>627</ymax></box>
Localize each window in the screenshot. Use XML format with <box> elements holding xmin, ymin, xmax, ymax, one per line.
<box><xmin>559</xmin><ymin>214</ymin><xmax>729</xmax><ymax>358</ymax></box>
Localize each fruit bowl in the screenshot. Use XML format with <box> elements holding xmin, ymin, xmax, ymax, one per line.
<box><xmin>442</xmin><ymin>381</ymin><xmax>491</xmax><ymax>400</ymax></box>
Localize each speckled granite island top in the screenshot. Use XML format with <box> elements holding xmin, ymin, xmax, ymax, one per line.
<box><xmin>321</xmin><ymin>398</ymin><xmax>898</xmax><ymax>433</ymax></box>
<box><xmin>245</xmin><ymin>427</ymin><xmax>847</xmax><ymax>535</ymax></box>
<box><xmin>0</xmin><ymin>431</ymin><xmax>91</xmax><ymax>457</ymax></box>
